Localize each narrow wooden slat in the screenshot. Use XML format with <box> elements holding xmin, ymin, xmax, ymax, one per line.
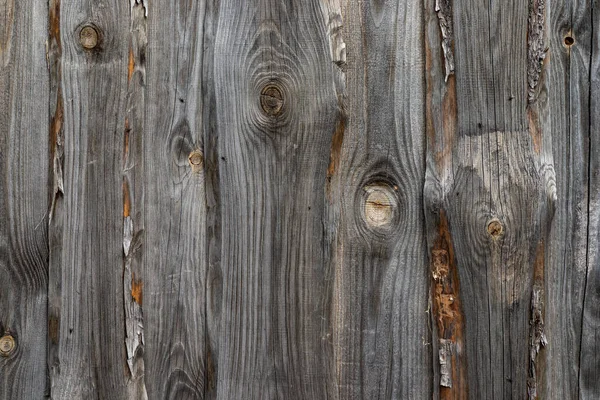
<box><xmin>48</xmin><ymin>1</ymin><xmax>131</xmax><ymax>397</ymax></box>
<box><xmin>580</xmin><ymin>3</ymin><xmax>600</xmax><ymax>398</ymax></box>
<box><xmin>541</xmin><ymin>0</ymin><xmax>591</xmax><ymax>398</ymax></box>
<box><xmin>332</xmin><ymin>0</ymin><xmax>432</xmax><ymax>398</ymax></box>
<box><xmin>0</xmin><ymin>1</ymin><xmax>49</xmax><ymax>398</ymax></box>
<box><xmin>143</xmin><ymin>0</ymin><xmax>210</xmax><ymax>398</ymax></box>
<box><xmin>211</xmin><ymin>1</ymin><xmax>342</xmax><ymax>397</ymax></box>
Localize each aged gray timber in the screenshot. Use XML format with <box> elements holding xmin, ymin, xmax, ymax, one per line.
<box><xmin>211</xmin><ymin>0</ymin><xmax>341</xmax><ymax>397</ymax></box>
<box><xmin>143</xmin><ymin>0</ymin><xmax>208</xmax><ymax>398</ymax></box>
<box><xmin>47</xmin><ymin>0</ymin><xmax>131</xmax><ymax>397</ymax></box>
<box><xmin>332</xmin><ymin>0</ymin><xmax>432</xmax><ymax>398</ymax></box>
<box><xmin>541</xmin><ymin>0</ymin><xmax>591</xmax><ymax>398</ymax></box>
<box><xmin>0</xmin><ymin>0</ymin><xmax>600</xmax><ymax>399</ymax></box>
<box><xmin>424</xmin><ymin>0</ymin><xmax>556</xmax><ymax>399</ymax></box>
<box><xmin>581</xmin><ymin>0</ymin><xmax>600</xmax><ymax>396</ymax></box>
<box><xmin>0</xmin><ymin>0</ymin><xmax>49</xmax><ymax>399</ymax></box>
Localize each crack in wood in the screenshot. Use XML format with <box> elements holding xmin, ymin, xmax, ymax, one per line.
<box><xmin>123</xmin><ymin>3</ymin><xmax>148</xmax><ymax>398</ymax></box>
<box><xmin>430</xmin><ymin>211</ymin><xmax>467</xmax><ymax>397</ymax></box>
<box><xmin>130</xmin><ymin>0</ymin><xmax>148</xmax><ymax>18</ymax></box>
<box><xmin>528</xmin><ymin>241</ymin><xmax>547</xmax><ymax>400</ymax></box>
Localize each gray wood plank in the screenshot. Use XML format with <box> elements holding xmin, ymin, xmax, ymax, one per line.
<box><xmin>424</xmin><ymin>1</ymin><xmax>557</xmax><ymax>398</ymax></box>
<box><xmin>211</xmin><ymin>0</ymin><xmax>342</xmax><ymax>398</ymax></box>
<box><xmin>142</xmin><ymin>0</ymin><xmax>210</xmax><ymax>398</ymax></box>
<box><xmin>580</xmin><ymin>1</ymin><xmax>600</xmax><ymax>398</ymax></box>
<box><xmin>0</xmin><ymin>0</ymin><xmax>50</xmax><ymax>398</ymax></box>
<box><xmin>47</xmin><ymin>0</ymin><xmax>131</xmax><ymax>397</ymax></box>
<box><xmin>331</xmin><ymin>0</ymin><xmax>432</xmax><ymax>398</ymax></box>
<box><xmin>540</xmin><ymin>0</ymin><xmax>592</xmax><ymax>398</ymax></box>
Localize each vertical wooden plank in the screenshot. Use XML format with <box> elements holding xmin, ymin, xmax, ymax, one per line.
<box><xmin>122</xmin><ymin>1</ymin><xmax>148</xmax><ymax>398</ymax></box>
<box><xmin>333</xmin><ymin>0</ymin><xmax>432</xmax><ymax>398</ymax></box>
<box><xmin>211</xmin><ymin>0</ymin><xmax>342</xmax><ymax>397</ymax></box>
<box><xmin>0</xmin><ymin>0</ymin><xmax>49</xmax><ymax>398</ymax></box>
<box><xmin>48</xmin><ymin>0</ymin><xmax>130</xmax><ymax>397</ymax></box>
<box><xmin>541</xmin><ymin>0</ymin><xmax>591</xmax><ymax>398</ymax></box>
<box><xmin>424</xmin><ymin>0</ymin><xmax>556</xmax><ymax>398</ymax></box>
<box><xmin>581</xmin><ymin>2</ymin><xmax>600</xmax><ymax>398</ymax></box>
<box><xmin>143</xmin><ymin>0</ymin><xmax>210</xmax><ymax>398</ymax></box>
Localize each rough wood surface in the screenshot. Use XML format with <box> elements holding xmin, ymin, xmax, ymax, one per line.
<box><xmin>580</xmin><ymin>0</ymin><xmax>600</xmax><ymax>396</ymax></box>
<box><xmin>332</xmin><ymin>0</ymin><xmax>432</xmax><ymax>398</ymax></box>
<box><xmin>47</xmin><ymin>0</ymin><xmax>131</xmax><ymax>397</ymax></box>
<box><xmin>1</xmin><ymin>0</ymin><xmax>600</xmax><ymax>399</ymax></box>
<box><xmin>0</xmin><ymin>1</ymin><xmax>49</xmax><ymax>399</ymax></box>
<box><xmin>211</xmin><ymin>1</ymin><xmax>342</xmax><ymax>397</ymax></box>
<box><xmin>142</xmin><ymin>0</ymin><xmax>209</xmax><ymax>398</ymax></box>
<box><xmin>424</xmin><ymin>0</ymin><xmax>557</xmax><ymax>399</ymax></box>
<box><xmin>540</xmin><ymin>0</ymin><xmax>592</xmax><ymax>398</ymax></box>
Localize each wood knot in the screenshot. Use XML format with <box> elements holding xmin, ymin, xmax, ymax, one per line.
<box><xmin>363</xmin><ymin>184</ymin><xmax>397</xmax><ymax>228</ymax></box>
<box><xmin>79</xmin><ymin>25</ymin><xmax>99</xmax><ymax>50</ymax></box>
<box><xmin>487</xmin><ymin>218</ymin><xmax>504</xmax><ymax>239</ymax></box>
<box><xmin>188</xmin><ymin>150</ymin><xmax>204</xmax><ymax>172</ymax></box>
<box><xmin>0</xmin><ymin>334</ymin><xmax>16</xmax><ymax>357</ymax></box>
<box><xmin>260</xmin><ymin>85</ymin><xmax>284</xmax><ymax>116</ymax></box>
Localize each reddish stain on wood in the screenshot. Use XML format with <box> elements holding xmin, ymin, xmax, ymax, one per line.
<box><xmin>326</xmin><ymin>104</ymin><xmax>346</xmax><ymax>197</ymax></box>
<box><xmin>440</xmin><ymin>75</ymin><xmax>457</xmax><ymax>163</ymax></box>
<box><xmin>131</xmin><ymin>272</ymin><xmax>143</xmax><ymax>305</ymax></box>
<box><xmin>49</xmin><ymin>1</ymin><xmax>61</xmax><ymax>51</ymax></box>
<box><xmin>431</xmin><ymin>210</ymin><xmax>468</xmax><ymax>399</ymax></box>
<box><xmin>127</xmin><ymin>45</ymin><xmax>135</xmax><ymax>82</ymax></box>
<box><xmin>424</xmin><ymin>28</ymin><xmax>456</xmax><ymax>172</ymax></box>
<box><xmin>123</xmin><ymin>178</ymin><xmax>131</xmax><ymax>218</ymax></box>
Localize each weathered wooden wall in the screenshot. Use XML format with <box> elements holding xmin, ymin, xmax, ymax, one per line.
<box><xmin>0</xmin><ymin>0</ymin><xmax>599</xmax><ymax>399</ymax></box>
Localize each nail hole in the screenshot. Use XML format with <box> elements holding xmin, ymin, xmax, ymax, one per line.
<box><xmin>260</xmin><ymin>85</ymin><xmax>284</xmax><ymax>116</ymax></box>
<box><xmin>564</xmin><ymin>36</ymin><xmax>574</xmax><ymax>46</ymax></box>
<box><xmin>79</xmin><ymin>25</ymin><xmax>99</xmax><ymax>50</ymax></box>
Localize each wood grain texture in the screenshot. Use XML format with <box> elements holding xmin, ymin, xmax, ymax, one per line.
<box><xmin>540</xmin><ymin>0</ymin><xmax>592</xmax><ymax>398</ymax></box>
<box><xmin>211</xmin><ymin>1</ymin><xmax>342</xmax><ymax>398</ymax></box>
<box><xmin>424</xmin><ymin>0</ymin><xmax>557</xmax><ymax>399</ymax></box>
<box><xmin>1</xmin><ymin>0</ymin><xmax>600</xmax><ymax>398</ymax></box>
<box><xmin>47</xmin><ymin>0</ymin><xmax>131</xmax><ymax>397</ymax></box>
<box><xmin>0</xmin><ymin>0</ymin><xmax>49</xmax><ymax>398</ymax></box>
<box><xmin>332</xmin><ymin>0</ymin><xmax>432</xmax><ymax>398</ymax></box>
<box><xmin>143</xmin><ymin>0</ymin><xmax>210</xmax><ymax>398</ymax></box>
<box><xmin>580</xmin><ymin>0</ymin><xmax>600</xmax><ymax>397</ymax></box>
